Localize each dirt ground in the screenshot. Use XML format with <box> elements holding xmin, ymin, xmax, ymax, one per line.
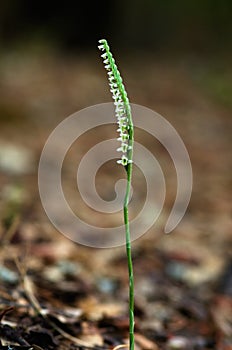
<box><xmin>0</xmin><ymin>48</ymin><xmax>231</xmax><ymax>349</ymax></box>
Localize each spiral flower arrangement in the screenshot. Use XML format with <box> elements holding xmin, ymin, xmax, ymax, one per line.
<box><xmin>98</xmin><ymin>39</ymin><xmax>135</xmax><ymax>350</ymax></box>
<box><xmin>98</xmin><ymin>39</ymin><xmax>133</xmax><ymax>167</ymax></box>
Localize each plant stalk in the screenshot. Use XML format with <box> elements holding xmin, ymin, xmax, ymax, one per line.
<box><xmin>124</xmin><ymin>106</ymin><xmax>134</xmax><ymax>350</ymax></box>
<box><xmin>98</xmin><ymin>39</ymin><xmax>135</xmax><ymax>350</ymax></box>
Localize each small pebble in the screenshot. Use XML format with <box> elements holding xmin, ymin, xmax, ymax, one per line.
<box><xmin>166</xmin><ymin>262</ymin><xmax>187</xmax><ymax>281</ymax></box>
<box><xmin>96</xmin><ymin>277</ymin><xmax>117</xmax><ymax>294</ymax></box>
<box><xmin>57</xmin><ymin>260</ymin><xmax>82</xmax><ymax>276</ymax></box>
<box><xmin>0</xmin><ymin>265</ymin><xmax>19</xmax><ymax>284</ymax></box>
<box><xmin>43</xmin><ymin>260</ymin><xmax>82</xmax><ymax>282</ymax></box>
<box><xmin>167</xmin><ymin>336</ymin><xmax>190</xmax><ymax>349</ymax></box>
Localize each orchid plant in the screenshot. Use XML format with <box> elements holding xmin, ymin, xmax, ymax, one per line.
<box><xmin>98</xmin><ymin>39</ymin><xmax>134</xmax><ymax>350</ymax></box>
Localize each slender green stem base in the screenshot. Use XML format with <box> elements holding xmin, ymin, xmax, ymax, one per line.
<box><xmin>124</xmin><ymin>161</ymin><xmax>134</xmax><ymax>350</ymax></box>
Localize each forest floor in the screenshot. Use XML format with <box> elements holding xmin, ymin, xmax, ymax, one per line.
<box><xmin>0</xmin><ymin>48</ymin><xmax>231</xmax><ymax>349</ymax></box>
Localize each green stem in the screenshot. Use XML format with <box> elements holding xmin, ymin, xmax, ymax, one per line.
<box><xmin>124</xmin><ymin>106</ymin><xmax>134</xmax><ymax>350</ymax></box>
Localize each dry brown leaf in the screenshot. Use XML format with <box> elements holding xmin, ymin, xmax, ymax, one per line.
<box><xmin>134</xmin><ymin>333</ymin><xmax>160</xmax><ymax>350</ymax></box>
<box><xmin>79</xmin><ymin>321</ymin><xmax>104</xmax><ymax>346</ymax></box>
<box><xmin>79</xmin><ymin>296</ymin><xmax>125</xmax><ymax>320</ymax></box>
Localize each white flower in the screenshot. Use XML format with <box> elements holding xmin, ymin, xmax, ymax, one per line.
<box><xmin>98</xmin><ymin>39</ymin><xmax>132</xmax><ymax>166</ymax></box>
<box><xmin>117</xmin><ymin>155</ymin><xmax>128</xmax><ymax>166</ymax></box>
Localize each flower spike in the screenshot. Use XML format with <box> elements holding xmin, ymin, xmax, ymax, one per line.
<box><xmin>98</xmin><ymin>39</ymin><xmax>133</xmax><ymax>167</ymax></box>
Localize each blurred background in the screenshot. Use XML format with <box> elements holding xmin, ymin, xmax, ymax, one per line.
<box><xmin>0</xmin><ymin>1</ymin><xmax>232</xmax><ymax>348</ymax></box>
<box><xmin>0</xmin><ymin>0</ymin><xmax>231</xmax><ymax>227</ymax></box>
<box><xmin>1</xmin><ymin>0</ymin><xmax>232</xmax><ymax>51</ymax></box>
